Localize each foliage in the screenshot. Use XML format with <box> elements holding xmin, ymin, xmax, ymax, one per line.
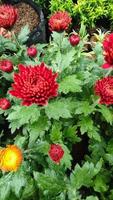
<box><xmin>49</xmin><ymin>0</ymin><xmax>74</xmax><ymax>15</ymax></box>
<box><xmin>49</xmin><ymin>0</ymin><xmax>113</xmax><ymax>28</ymax></box>
<box><xmin>72</xmin><ymin>0</ymin><xmax>108</xmax><ymax>27</ymax></box>
<box><xmin>0</xmin><ymin>22</ymin><xmax>113</xmax><ymax>200</ymax></box>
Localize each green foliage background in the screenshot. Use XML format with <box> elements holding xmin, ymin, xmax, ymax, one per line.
<box><xmin>34</xmin><ymin>0</ymin><xmax>113</xmax><ymax>28</ymax></box>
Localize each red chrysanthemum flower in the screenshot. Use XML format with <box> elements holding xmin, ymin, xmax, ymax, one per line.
<box><xmin>9</xmin><ymin>63</ymin><xmax>59</xmax><ymax>106</ymax></box>
<box><xmin>49</xmin><ymin>11</ymin><xmax>72</xmax><ymax>32</ymax></box>
<box><xmin>49</xmin><ymin>144</ymin><xmax>64</xmax><ymax>164</ymax></box>
<box><xmin>94</xmin><ymin>76</ymin><xmax>113</xmax><ymax>105</ymax></box>
<box><xmin>102</xmin><ymin>33</ymin><xmax>113</xmax><ymax>68</ymax></box>
<box><xmin>0</xmin><ymin>5</ymin><xmax>18</xmax><ymax>28</ymax></box>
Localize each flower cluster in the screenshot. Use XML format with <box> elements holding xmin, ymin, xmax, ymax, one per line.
<box><xmin>102</xmin><ymin>33</ymin><xmax>113</xmax><ymax>69</ymax></box>
<box><xmin>49</xmin><ymin>11</ymin><xmax>72</xmax><ymax>32</ymax></box>
<box><xmin>0</xmin><ymin>145</ymin><xmax>23</xmax><ymax>172</ymax></box>
<box><xmin>94</xmin><ymin>76</ymin><xmax>113</xmax><ymax>105</ymax></box>
<box><xmin>9</xmin><ymin>62</ymin><xmax>59</xmax><ymax>106</ymax></box>
<box><xmin>0</xmin><ymin>5</ymin><xmax>18</xmax><ymax>28</ymax></box>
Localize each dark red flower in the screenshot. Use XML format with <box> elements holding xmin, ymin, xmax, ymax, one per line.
<box><xmin>49</xmin><ymin>144</ymin><xmax>64</xmax><ymax>164</ymax></box>
<box><xmin>102</xmin><ymin>33</ymin><xmax>113</xmax><ymax>68</ymax></box>
<box><xmin>0</xmin><ymin>60</ymin><xmax>13</xmax><ymax>72</ymax></box>
<box><xmin>49</xmin><ymin>11</ymin><xmax>72</xmax><ymax>32</ymax></box>
<box><xmin>27</xmin><ymin>47</ymin><xmax>38</xmax><ymax>57</ymax></box>
<box><xmin>0</xmin><ymin>98</ymin><xmax>11</xmax><ymax>110</ymax></box>
<box><xmin>0</xmin><ymin>5</ymin><xmax>18</xmax><ymax>28</ymax></box>
<box><xmin>9</xmin><ymin>62</ymin><xmax>59</xmax><ymax>106</ymax></box>
<box><xmin>94</xmin><ymin>76</ymin><xmax>113</xmax><ymax>105</ymax></box>
<box><xmin>69</xmin><ymin>34</ymin><xmax>80</xmax><ymax>46</ymax></box>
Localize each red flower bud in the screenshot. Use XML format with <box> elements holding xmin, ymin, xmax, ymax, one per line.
<box><xmin>0</xmin><ymin>98</ymin><xmax>11</xmax><ymax>110</ymax></box>
<box><xmin>27</xmin><ymin>47</ymin><xmax>38</xmax><ymax>57</ymax></box>
<box><xmin>69</xmin><ymin>34</ymin><xmax>80</xmax><ymax>46</ymax></box>
<box><xmin>0</xmin><ymin>60</ymin><xmax>13</xmax><ymax>72</ymax></box>
<box><xmin>49</xmin><ymin>144</ymin><xmax>64</xmax><ymax>164</ymax></box>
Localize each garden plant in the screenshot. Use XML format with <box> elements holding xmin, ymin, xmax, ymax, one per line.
<box><xmin>0</xmin><ymin>3</ymin><xmax>113</xmax><ymax>200</ymax></box>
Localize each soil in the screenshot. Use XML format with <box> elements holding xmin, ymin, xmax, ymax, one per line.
<box><xmin>11</xmin><ymin>2</ymin><xmax>39</xmax><ymax>34</ymax></box>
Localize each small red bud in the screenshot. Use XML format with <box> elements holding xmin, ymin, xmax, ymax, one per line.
<box><xmin>0</xmin><ymin>60</ymin><xmax>13</xmax><ymax>72</ymax></box>
<box><xmin>0</xmin><ymin>98</ymin><xmax>11</xmax><ymax>110</ymax></box>
<box><xmin>27</xmin><ymin>47</ymin><xmax>38</xmax><ymax>57</ymax></box>
<box><xmin>49</xmin><ymin>144</ymin><xmax>64</xmax><ymax>164</ymax></box>
<box><xmin>69</xmin><ymin>34</ymin><xmax>80</xmax><ymax>46</ymax></box>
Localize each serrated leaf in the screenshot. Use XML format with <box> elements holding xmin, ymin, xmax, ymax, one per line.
<box><xmin>0</xmin><ymin>36</ymin><xmax>17</xmax><ymax>52</ymax></box>
<box><xmin>64</xmin><ymin>126</ymin><xmax>81</xmax><ymax>143</ymax></box>
<box><xmin>75</xmin><ymin>101</ymin><xmax>95</xmax><ymax>116</ymax></box>
<box><xmin>0</xmin><ymin>180</ymin><xmax>11</xmax><ymax>200</ymax></box>
<box><xmin>14</xmin><ymin>135</ymin><xmax>27</xmax><ymax>148</ymax></box>
<box><xmin>28</xmin><ymin>116</ymin><xmax>50</xmax><ymax>147</ymax></box>
<box><xmin>98</xmin><ymin>105</ymin><xmax>113</xmax><ymax>125</ymax></box>
<box><xmin>60</xmin><ymin>49</ymin><xmax>75</xmax><ymax>70</ymax></box>
<box><xmin>35</xmin><ymin>141</ymin><xmax>50</xmax><ymax>155</ymax></box>
<box><xmin>52</xmin><ymin>32</ymin><xmax>64</xmax><ymax>45</ymax></box>
<box><xmin>50</xmin><ymin>121</ymin><xmax>62</xmax><ymax>143</ymax></box>
<box><xmin>45</xmin><ymin>99</ymin><xmax>72</xmax><ymax>120</ymax></box>
<box><xmin>21</xmin><ymin>177</ymin><xmax>35</xmax><ymax>200</ymax></box>
<box><xmin>11</xmin><ymin>171</ymin><xmax>26</xmax><ymax>198</ymax></box>
<box><xmin>70</xmin><ymin>159</ymin><xmax>102</xmax><ymax>189</ymax></box>
<box><xmin>34</xmin><ymin>170</ymin><xmax>65</xmax><ymax>197</ymax></box>
<box><xmin>61</xmin><ymin>144</ymin><xmax>72</xmax><ymax>169</ymax></box>
<box><xmin>59</xmin><ymin>75</ymin><xmax>82</xmax><ymax>94</ymax></box>
<box><xmin>7</xmin><ymin>105</ymin><xmax>40</xmax><ymax>132</ymax></box>
<box><xmin>94</xmin><ymin>174</ymin><xmax>108</xmax><ymax>193</ymax></box>
<box><xmin>78</xmin><ymin>116</ymin><xmax>101</xmax><ymax>141</ymax></box>
<box><xmin>18</xmin><ymin>25</ymin><xmax>30</xmax><ymax>44</ymax></box>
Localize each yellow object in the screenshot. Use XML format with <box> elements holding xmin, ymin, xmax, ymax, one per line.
<box><xmin>0</xmin><ymin>145</ymin><xmax>23</xmax><ymax>172</ymax></box>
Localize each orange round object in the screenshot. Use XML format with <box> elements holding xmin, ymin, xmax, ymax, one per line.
<box><xmin>0</xmin><ymin>145</ymin><xmax>23</xmax><ymax>172</ymax></box>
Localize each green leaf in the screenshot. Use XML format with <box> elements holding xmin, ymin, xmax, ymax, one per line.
<box><xmin>67</xmin><ymin>187</ymin><xmax>81</xmax><ymax>200</ymax></box>
<box><xmin>34</xmin><ymin>141</ymin><xmax>50</xmax><ymax>155</ymax></box>
<box><xmin>45</xmin><ymin>99</ymin><xmax>72</xmax><ymax>120</ymax></box>
<box><xmin>78</xmin><ymin>116</ymin><xmax>101</xmax><ymax>141</ymax></box>
<box><xmin>14</xmin><ymin>135</ymin><xmax>27</xmax><ymax>148</ymax></box>
<box><xmin>21</xmin><ymin>177</ymin><xmax>35</xmax><ymax>200</ymax></box>
<box><xmin>98</xmin><ymin>105</ymin><xmax>113</xmax><ymax>125</ymax></box>
<box><xmin>0</xmin><ymin>36</ymin><xmax>17</xmax><ymax>52</ymax></box>
<box><xmin>60</xmin><ymin>49</ymin><xmax>75</xmax><ymax>71</ymax></box>
<box><xmin>94</xmin><ymin>174</ymin><xmax>109</xmax><ymax>193</ymax></box>
<box><xmin>11</xmin><ymin>171</ymin><xmax>26</xmax><ymax>198</ymax></box>
<box><xmin>86</xmin><ymin>196</ymin><xmax>99</xmax><ymax>200</ymax></box>
<box><xmin>18</xmin><ymin>25</ymin><xmax>30</xmax><ymax>44</ymax></box>
<box><xmin>64</xmin><ymin>126</ymin><xmax>81</xmax><ymax>143</ymax></box>
<box><xmin>50</xmin><ymin>121</ymin><xmax>62</xmax><ymax>143</ymax></box>
<box><xmin>59</xmin><ymin>75</ymin><xmax>82</xmax><ymax>94</ymax></box>
<box><xmin>34</xmin><ymin>170</ymin><xmax>65</xmax><ymax>197</ymax></box>
<box><xmin>0</xmin><ymin>178</ymin><xmax>11</xmax><ymax>200</ymax></box>
<box><xmin>28</xmin><ymin>116</ymin><xmax>50</xmax><ymax>147</ymax></box>
<box><xmin>7</xmin><ymin>105</ymin><xmax>40</xmax><ymax>133</ymax></box>
<box><xmin>70</xmin><ymin>159</ymin><xmax>103</xmax><ymax>189</ymax></box>
<box><xmin>75</xmin><ymin>101</ymin><xmax>95</xmax><ymax>116</ymax></box>
<box><xmin>61</xmin><ymin>144</ymin><xmax>72</xmax><ymax>169</ymax></box>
